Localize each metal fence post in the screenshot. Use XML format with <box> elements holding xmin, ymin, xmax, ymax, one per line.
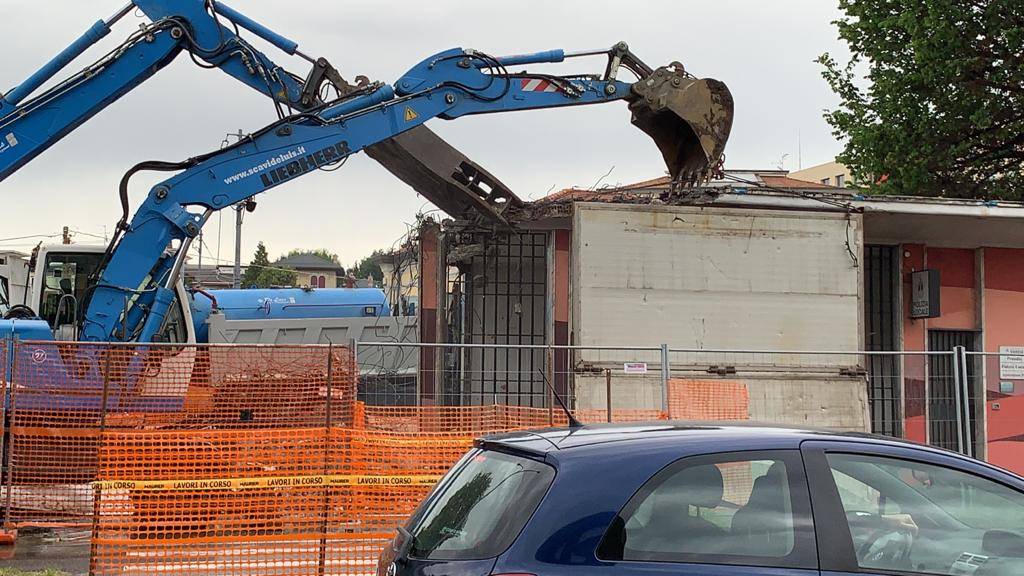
<box><xmin>605</xmin><ymin>369</ymin><xmax>613</xmax><ymax>423</ymax></box>
<box><xmin>89</xmin><ymin>350</ymin><xmax>112</xmax><ymax>576</ymax></box>
<box><xmin>956</xmin><ymin>346</ymin><xmax>974</xmax><ymax>458</ymax></box>
<box><xmin>350</xmin><ymin>339</ymin><xmax>359</xmax><ymax>391</ymax></box>
<box><xmin>546</xmin><ymin>346</ymin><xmax>555</xmax><ymax>426</ymax></box>
<box><xmin>325</xmin><ymin>344</ymin><xmax>335</xmax><ymax>430</ymax></box>
<box><xmin>660</xmin><ymin>344</ymin><xmax>670</xmax><ymax>415</ymax></box>
<box><xmin>317</xmin><ymin>344</ymin><xmax>334</xmax><ymax>576</ymax></box>
<box><xmin>2</xmin><ymin>338</ymin><xmax>17</xmax><ymax>533</ymax></box>
<box><xmin>952</xmin><ymin>347</ymin><xmax>966</xmax><ymax>455</ymax></box>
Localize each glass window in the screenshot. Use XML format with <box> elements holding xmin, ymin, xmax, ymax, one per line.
<box><xmin>0</xmin><ymin>275</ymin><xmax>9</xmax><ymax>316</ymax></box>
<box><xmin>821</xmin><ymin>177</ymin><xmax>831</xmax><ymax>185</ymax></box>
<box><xmin>599</xmin><ymin>451</ymin><xmax>815</xmax><ymax>568</ymax></box>
<box><xmin>827</xmin><ymin>453</ymin><xmax>1024</xmax><ymax>575</ymax></box>
<box><xmin>38</xmin><ymin>251</ymin><xmax>103</xmax><ymax>329</ymax></box>
<box><xmin>406</xmin><ymin>449</ymin><xmax>554</xmax><ymax>561</ymax></box>
<box><xmin>836</xmin><ymin>174</ymin><xmax>846</xmax><ymax>187</ymax></box>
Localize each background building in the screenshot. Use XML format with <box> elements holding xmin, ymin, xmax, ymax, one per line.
<box><xmin>273</xmin><ymin>252</ymin><xmax>344</xmax><ymax>288</ymax></box>
<box><xmin>790</xmin><ymin>160</ymin><xmax>856</xmax><ymax>187</ymax></box>
<box><xmin>183</xmin><ymin>264</ymin><xmax>240</xmax><ymax>289</ymax></box>
<box><xmin>378</xmin><ymin>245</ymin><xmax>419</xmax><ymax>316</ymax></box>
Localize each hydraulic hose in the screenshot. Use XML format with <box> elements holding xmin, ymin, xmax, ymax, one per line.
<box><xmin>82</xmin><ymin>159</ymin><xmax>199</xmax><ymax>322</ymax></box>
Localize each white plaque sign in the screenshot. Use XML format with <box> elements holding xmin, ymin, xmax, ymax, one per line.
<box><xmin>1000</xmin><ymin>346</ymin><xmax>1024</xmax><ymax>380</ymax></box>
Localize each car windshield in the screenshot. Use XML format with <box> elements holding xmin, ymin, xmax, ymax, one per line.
<box><xmin>406</xmin><ymin>448</ymin><xmax>554</xmax><ymax>561</ymax></box>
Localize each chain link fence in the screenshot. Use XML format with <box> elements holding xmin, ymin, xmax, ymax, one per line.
<box><xmin>0</xmin><ymin>339</ymin><xmax>1008</xmax><ymax>575</ymax></box>
<box><xmin>968</xmin><ymin>349</ymin><xmax>1022</xmax><ymax>469</ymax></box>
<box><xmin>355</xmin><ymin>342</ymin><xmax>986</xmax><ymax>455</ymax></box>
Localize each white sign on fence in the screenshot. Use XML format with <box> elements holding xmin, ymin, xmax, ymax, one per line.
<box><xmin>1000</xmin><ymin>346</ymin><xmax>1024</xmax><ymax>380</ymax></box>
<box><xmin>623</xmin><ymin>362</ymin><xmax>648</xmax><ymax>374</ymax></box>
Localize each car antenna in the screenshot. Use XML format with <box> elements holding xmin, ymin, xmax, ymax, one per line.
<box><xmin>538</xmin><ymin>368</ymin><xmax>584</xmax><ymax>428</ymax></box>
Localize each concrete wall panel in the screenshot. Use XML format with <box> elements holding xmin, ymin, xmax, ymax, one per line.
<box><xmin>573</xmin><ymin>204</ymin><xmax>863</xmax><ymax>354</ymax></box>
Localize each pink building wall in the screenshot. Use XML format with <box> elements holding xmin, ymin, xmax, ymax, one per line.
<box><xmin>898</xmin><ymin>245</ymin><xmax>1024</xmax><ymax>473</ymax></box>
<box><xmin>982</xmin><ymin>248</ymin><xmax>1024</xmax><ymax>472</ymax></box>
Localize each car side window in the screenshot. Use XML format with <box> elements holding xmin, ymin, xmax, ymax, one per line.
<box><xmin>598</xmin><ymin>450</ymin><xmax>816</xmax><ymax>569</ymax></box>
<box><xmin>826</xmin><ymin>453</ymin><xmax>1024</xmax><ymax>575</ymax></box>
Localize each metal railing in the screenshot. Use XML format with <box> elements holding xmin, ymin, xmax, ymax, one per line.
<box><xmin>0</xmin><ymin>340</ymin><xmax>1004</xmax><ymax>525</ymax></box>
<box><xmin>354</xmin><ymin>341</ymin><xmax>986</xmax><ymax>456</ymax></box>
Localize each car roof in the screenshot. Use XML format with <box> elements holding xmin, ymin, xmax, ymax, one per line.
<box><xmin>477</xmin><ymin>421</ymin><xmax>927</xmax><ymax>456</ymax></box>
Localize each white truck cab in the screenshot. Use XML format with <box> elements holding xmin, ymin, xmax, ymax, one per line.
<box><xmin>8</xmin><ymin>243</ymin><xmax>196</xmax><ymax>343</ymax></box>
<box><xmin>0</xmin><ymin>249</ymin><xmax>30</xmax><ymax>315</ymax></box>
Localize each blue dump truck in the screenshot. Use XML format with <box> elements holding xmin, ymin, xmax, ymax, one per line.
<box><xmin>191</xmin><ymin>287</ymin><xmax>391</xmax><ymax>343</ymax></box>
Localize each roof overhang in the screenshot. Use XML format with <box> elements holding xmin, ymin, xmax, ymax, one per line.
<box><xmin>713</xmin><ymin>191</ymin><xmax>1024</xmax><ymax>248</ymax></box>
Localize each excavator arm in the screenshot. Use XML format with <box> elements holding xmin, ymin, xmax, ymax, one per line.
<box><xmin>80</xmin><ymin>44</ymin><xmax>733</xmax><ymax>342</ymax></box>
<box><xmin>0</xmin><ymin>1</ymin><xmax>545</xmax><ymax>226</ymax></box>
<box><xmin>0</xmin><ymin>1</ymin><xmax>338</xmax><ymax>181</ymax></box>
<box><xmin>2</xmin><ymin>2</ymin><xmax>733</xmax><ymax>235</ymax></box>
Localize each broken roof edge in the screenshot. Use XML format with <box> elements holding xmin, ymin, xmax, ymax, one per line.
<box><xmin>535</xmin><ymin>171</ymin><xmax>840</xmax><ymax>204</ymax></box>
<box><xmin>513</xmin><ymin>178</ymin><xmax>1024</xmax><ymax>224</ymax></box>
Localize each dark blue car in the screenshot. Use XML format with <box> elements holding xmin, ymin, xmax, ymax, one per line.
<box><xmin>377</xmin><ymin>423</ymin><xmax>1024</xmax><ymax>576</ymax></box>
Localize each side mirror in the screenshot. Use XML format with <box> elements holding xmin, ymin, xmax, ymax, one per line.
<box><xmin>983</xmin><ymin>530</ymin><xmax>1024</xmax><ymax>558</ymax></box>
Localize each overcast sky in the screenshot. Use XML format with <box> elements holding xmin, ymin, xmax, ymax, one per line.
<box><xmin>0</xmin><ymin>1</ymin><xmax>849</xmax><ymax>267</ymax></box>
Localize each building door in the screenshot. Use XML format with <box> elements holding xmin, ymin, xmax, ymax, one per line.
<box><xmin>448</xmin><ymin>231</ymin><xmax>549</xmax><ymax>406</ymax></box>
<box><xmin>928</xmin><ymin>330</ymin><xmax>978</xmax><ymax>453</ymax></box>
<box><xmin>864</xmin><ymin>245</ymin><xmax>902</xmax><ymax>436</ymax></box>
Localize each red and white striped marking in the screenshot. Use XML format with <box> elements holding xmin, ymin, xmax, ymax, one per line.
<box><xmin>520</xmin><ymin>78</ymin><xmax>560</xmax><ymax>93</ymax></box>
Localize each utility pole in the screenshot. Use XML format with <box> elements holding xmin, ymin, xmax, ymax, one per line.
<box><xmin>797</xmin><ymin>130</ymin><xmax>803</xmax><ymax>170</ymax></box>
<box><xmin>233</xmin><ymin>204</ymin><xmax>243</xmax><ymax>288</ymax></box>
<box><xmin>220</xmin><ymin>128</ymin><xmax>248</xmax><ymax>289</ymax></box>
<box><xmin>197</xmin><ymin>229</ymin><xmax>203</xmax><ymax>269</ymax></box>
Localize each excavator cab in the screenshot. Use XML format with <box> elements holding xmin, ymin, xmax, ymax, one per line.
<box><xmin>629</xmin><ymin>63</ymin><xmax>734</xmax><ymax>187</ymax></box>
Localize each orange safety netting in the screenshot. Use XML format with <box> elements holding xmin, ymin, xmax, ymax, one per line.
<box><xmin>668</xmin><ymin>378</ymin><xmax>750</xmax><ymax>421</ymax></box>
<box><xmin>5</xmin><ymin>342</ymin><xmax>107</xmax><ymax>526</ymax></box>
<box><xmin>89</xmin><ymin>426</ymin><xmax>473</xmax><ymax>575</ymax></box>
<box><xmin>1</xmin><ymin>340</ymin><xmax>757</xmax><ymax>575</ymax></box>
<box><xmin>2</xmin><ymin>342</ymin><xmax>354</xmax><ymax>528</ymax></box>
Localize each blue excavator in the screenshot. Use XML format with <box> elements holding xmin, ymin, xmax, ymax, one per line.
<box><xmin>0</xmin><ymin>1</ymin><xmax>734</xmax><ymax>348</ymax></box>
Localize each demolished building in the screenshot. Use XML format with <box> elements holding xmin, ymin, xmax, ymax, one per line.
<box><xmin>402</xmin><ymin>169</ymin><xmax>1024</xmax><ymax>470</ymax></box>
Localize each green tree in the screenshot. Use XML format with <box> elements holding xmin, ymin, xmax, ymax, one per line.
<box><xmin>252</xmin><ymin>267</ymin><xmax>298</xmax><ymax>288</ymax></box>
<box><xmin>350</xmin><ymin>250</ymin><xmax>384</xmax><ymax>283</ymax></box>
<box><xmin>241</xmin><ymin>241</ymin><xmax>271</xmax><ymax>288</ymax></box>
<box><xmin>819</xmin><ymin>0</ymin><xmax>1024</xmax><ymax>199</ymax></box>
<box><xmin>241</xmin><ymin>242</ymin><xmax>298</xmax><ymax>288</ymax></box>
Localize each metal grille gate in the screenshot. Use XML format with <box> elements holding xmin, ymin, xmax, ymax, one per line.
<box><xmin>446</xmin><ymin>231</ymin><xmax>549</xmax><ymax>406</ymax></box>
<box><xmin>928</xmin><ymin>330</ymin><xmax>978</xmax><ymax>454</ymax></box>
<box><xmin>864</xmin><ymin>245</ymin><xmax>902</xmax><ymax>436</ymax></box>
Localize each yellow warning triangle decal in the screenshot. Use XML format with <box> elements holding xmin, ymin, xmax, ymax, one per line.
<box><xmin>404</xmin><ymin>106</ymin><xmax>419</xmax><ymax>122</ymax></box>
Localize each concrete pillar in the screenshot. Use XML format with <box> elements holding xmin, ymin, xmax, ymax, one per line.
<box><xmin>552</xmin><ymin>229</ymin><xmax>571</xmax><ymax>399</ymax></box>
<box><xmin>418</xmin><ymin>221</ymin><xmax>442</xmax><ymax>405</ymax></box>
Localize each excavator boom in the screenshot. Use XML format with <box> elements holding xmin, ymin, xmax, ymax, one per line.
<box><xmin>1</xmin><ymin>4</ymin><xmax>730</xmax><ymax>227</ymax></box>
<box><xmin>0</xmin><ymin>2</ymin><xmax>734</xmax><ymax>343</ymax></box>
<box><xmin>68</xmin><ymin>43</ymin><xmax>733</xmax><ymax>343</ymax></box>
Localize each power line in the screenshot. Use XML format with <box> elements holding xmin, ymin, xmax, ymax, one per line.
<box><xmin>184</xmin><ymin>242</ymin><xmax>303</xmax><ymax>276</ymax></box>
<box><xmin>0</xmin><ymin>233</ymin><xmax>60</xmax><ymax>243</ymax></box>
<box><xmin>68</xmin><ymin>228</ymin><xmax>107</xmax><ymax>241</ymax></box>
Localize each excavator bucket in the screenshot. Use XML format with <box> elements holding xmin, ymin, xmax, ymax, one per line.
<box><xmin>629</xmin><ymin>63</ymin><xmax>734</xmax><ymax>186</ymax></box>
